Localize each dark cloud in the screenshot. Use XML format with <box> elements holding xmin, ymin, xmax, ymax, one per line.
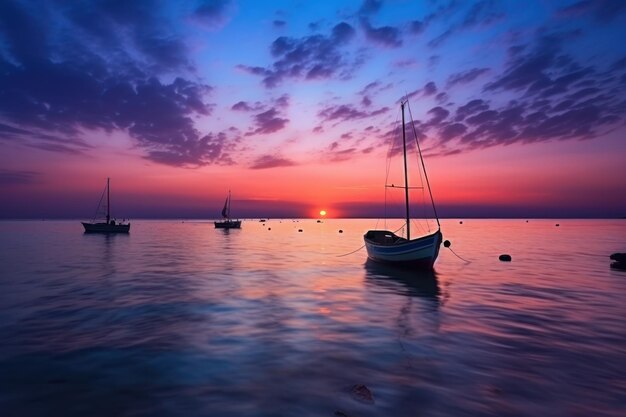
<box><xmin>232</xmin><ymin>101</ymin><xmax>255</xmax><ymax>111</ymax></box>
<box><xmin>358</xmin><ymin>80</ymin><xmax>392</xmax><ymax>96</ymax></box>
<box><xmin>406</xmin><ymin>81</ymin><xmax>438</xmax><ymax>101</ymax></box>
<box><xmin>328</xmin><ymin>147</ymin><xmax>358</xmax><ymax>162</ymax></box>
<box><xmin>447</xmin><ymin>68</ymin><xmax>490</xmax><ymax>87</ymax></box>
<box><xmin>455</xmin><ymin>99</ymin><xmax>489</xmax><ymax>121</ymax></box>
<box><xmin>556</xmin><ymin>0</ymin><xmax>626</xmax><ymax>22</ymax></box>
<box><xmin>273</xmin><ymin>20</ymin><xmax>286</xmax><ymax>28</ymax></box>
<box><xmin>428</xmin><ymin>28</ymin><xmax>454</xmax><ymax>48</ymax></box>
<box><xmin>146</xmin><ymin>130</ymin><xmax>234</xmax><ymax>167</ymax></box>
<box><xmin>393</xmin><ymin>59</ymin><xmax>418</xmax><ymax>68</ymax></box>
<box><xmin>418</xmin><ymin>63</ymin><xmax>623</xmax><ymax>152</ymax></box>
<box><xmin>0</xmin><ymin>0</ymin><xmax>233</xmax><ymax>167</ymax></box>
<box><xmin>249</xmin><ymin>154</ymin><xmax>295</xmax><ymax>169</ymax></box>
<box><xmin>423</xmin><ymin>81</ymin><xmax>437</xmax><ymax>96</ymax></box>
<box><xmin>428</xmin><ymin>55</ymin><xmax>440</xmax><ymax>68</ymax></box>
<box><xmin>193</xmin><ymin>0</ymin><xmax>233</xmax><ymax>28</ymax></box>
<box><xmin>0</xmin><ymin>169</ymin><xmax>41</xmax><ymax>185</ymax></box>
<box><xmin>235</xmin><ymin>95</ymin><xmax>290</xmax><ymax>135</ymax></box>
<box><xmin>360</xmin><ymin>19</ymin><xmax>403</xmax><ymax>48</ymax></box>
<box><xmin>231</xmin><ymin>100</ymin><xmax>269</xmax><ymax>112</ymax></box>
<box><xmin>427</xmin><ymin>106</ymin><xmax>450</xmax><ymax>124</ymax></box>
<box><xmin>248</xmin><ymin>108</ymin><xmax>289</xmax><ymax>135</ymax></box>
<box><xmin>308</xmin><ymin>21</ymin><xmax>321</xmax><ymax>31</ymax></box>
<box><xmin>238</xmin><ymin>22</ymin><xmax>357</xmax><ymax>88</ymax></box>
<box><xmin>318</xmin><ymin>103</ymin><xmax>389</xmax><ymax>124</ymax></box>
<box><xmin>440</xmin><ymin>123</ymin><xmax>467</xmax><ymax>141</ymax></box>
<box><xmin>428</xmin><ymin>0</ymin><xmax>504</xmax><ymax>48</ymax></box>
<box><xmin>462</xmin><ymin>0</ymin><xmax>504</xmax><ymax>27</ymax></box>
<box><xmin>409</xmin><ymin>20</ymin><xmax>425</xmax><ymax>35</ymax></box>
<box><xmin>63</xmin><ymin>0</ymin><xmax>191</xmax><ymax>71</ymax></box>
<box><xmin>435</xmin><ymin>92</ymin><xmax>449</xmax><ymax>104</ymax></box>
<box><xmin>359</xmin><ymin>0</ymin><xmax>383</xmax><ymax>16</ymax></box>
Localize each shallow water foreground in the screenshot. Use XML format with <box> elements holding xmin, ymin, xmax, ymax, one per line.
<box><xmin>0</xmin><ymin>219</ymin><xmax>625</xmax><ymax>416</ymax></box>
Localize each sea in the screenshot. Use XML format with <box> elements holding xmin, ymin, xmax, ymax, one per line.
<box><xmin>0</xmin><ymin>219</ymin><xmax>624</xmax><ymax>417</ymax></box>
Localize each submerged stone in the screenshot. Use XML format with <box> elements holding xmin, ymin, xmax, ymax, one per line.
<box><xmin>350</xmin><ymin>384</ymin><xmax>374</xmax><ymax>404</ymax></box>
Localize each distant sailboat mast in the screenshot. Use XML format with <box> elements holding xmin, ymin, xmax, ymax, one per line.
<box><xmin>106</xmin><ymin>177</ymin><xmax>110</xmax><ymax>224</ymax></box>
<box><xmin>401</xmin><ymin>101</ymin><xmax>411</xmax><ymax>240</ymax></box>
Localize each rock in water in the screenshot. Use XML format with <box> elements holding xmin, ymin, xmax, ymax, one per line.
<box><xmin>350</xmin><ymin>384</ymin><xmax>374</xmax><ymax>404</ymax></box>
<box><xmin>499</xmin><ymin>254</ymin><xmax>512</xmax><ymax>262</ymax></box>
<box><xmin>609</xmin><ymin>253</ymin><xmax>626</xmax><ymax>262</ymax></box>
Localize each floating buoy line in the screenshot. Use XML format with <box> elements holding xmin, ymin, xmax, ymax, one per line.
<box><xmin>443</xmin><ymin>239</ymin><xmax>471</xmax><ymax>263</ymax></box>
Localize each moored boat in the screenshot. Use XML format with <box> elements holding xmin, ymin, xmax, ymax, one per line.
<box><xmin>82</xmin><ymin>178</ymin><xmax>130</xmax><ymax>233</ymax></box>
<box><xmin>364</xmin><ymin>99</ymin><xmax>442</xmax><ymax>269</ymax></box>
<box><xmin>214</xmin><ymin>191</ymin><xmax>241</xmax><ymax>229</ymax></box>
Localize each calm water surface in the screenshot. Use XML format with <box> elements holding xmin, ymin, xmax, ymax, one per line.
<box><xmin>0</xmin><ymin>219</ymin><xmax>625</xmax><ymax>416</ymax></box>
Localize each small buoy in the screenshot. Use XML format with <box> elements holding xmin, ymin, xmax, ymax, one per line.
<box><xmin>499</xmin><ymin>254</ymin><xmax>512</xmax><ymax>262</ymax></box>
<box><xmin>525</xmin><ymin>220</ymin><xmax>529</xmax><ymax>223</ymax></box>
<box><xmin>443</xmin><ymin>240</ymin><xmax>451</xmax><ymax>248</ymax></box>
<box><xmin>268</xmin><ymin>228</ymin><xmax>271</xmax><ymax>231</ymax></box>
<box><xmin>459</xmin><ymin>221</ymin><xmax>463</xmax><ymax>224</ymax></box>
<box><xmin>317</xmin><ymin>220</ymin><xmax>322</xmax><ymax>223</ymax></box>
<box><xmin>298</xmin><ymin>229</ymin><xmax>303</xmax><ymax>232</ymax></box>
<box><xmin>555</xmin><ymin>223</ymin><xmax>560</xmax><ymax>227</ymax></box>
<box><xmin>338</xmin><ymin>230</ymin><xmax>343</xmax><ymax>233</ymax></box>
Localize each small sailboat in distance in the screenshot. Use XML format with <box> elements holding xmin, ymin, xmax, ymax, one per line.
<box><xmin>82</xmin><ymin>178</ymin><xmax>130</xmax><ymax>233</ymax></box>
<box><xmin>364</xmin><ymin>99</ymin><xmax>442</xmax><ymax>268</ymax></box>
<box><xmin>214</xmin><ymin>190</ymin><xmax>241</xmax><ymax>229</ymax></box>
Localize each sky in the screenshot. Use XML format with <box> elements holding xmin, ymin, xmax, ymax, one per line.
<box><xmin>0</xmin><ymin>0</ymin><xmax>625</xmax><ymax>219</ymax></box>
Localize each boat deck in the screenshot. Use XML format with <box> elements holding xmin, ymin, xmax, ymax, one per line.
<box><xmin>364</xmin><ymin>230</ymin><xmax>408</xmax><ymax>246</ymax></box>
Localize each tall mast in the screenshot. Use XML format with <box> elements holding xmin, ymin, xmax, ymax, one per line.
<box><xmin>407</xmin><ymin>102</ymin><xmax>441</xmax><ymax>229</ymax></box>
<box><xmin>401</xmin><ymin>101</ymin><xmax>410</xmax><ymax>240</ymax></box>
<box><xmin>106</xmin><ymin>177</ymin><xmax>110</xmax><ymax>224</ymax></box>
<box><xmin>228</xmin><ymin>190</ymin><xmax>231</xmax><ymax>219</ymax></box>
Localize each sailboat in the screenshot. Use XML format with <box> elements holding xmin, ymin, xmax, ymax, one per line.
<box><xmin>82</xmin><ymin>178</ymin><xmax>130</xmax><ymax>233</ymax></box>
<box><xmin>214</xmin><ymin>190</ymin><xmax>241</xmax><ymax>229</ymax></box>
<box><xmin>364</xmin><ymin>100</ymin><xmax>442</xmax><ymax>268</ymax></box>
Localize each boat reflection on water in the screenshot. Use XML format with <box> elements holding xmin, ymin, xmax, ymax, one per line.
<box><xmin>363</xmin><ymin>259</ymin><xmax>440</xmax><ymax>304</ymax></box>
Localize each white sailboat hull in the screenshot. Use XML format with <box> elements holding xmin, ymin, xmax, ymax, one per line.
<box><xmin>364</xmin><ymin>229</ymin><xmax>442</xmax><ymax>268</ymax></box>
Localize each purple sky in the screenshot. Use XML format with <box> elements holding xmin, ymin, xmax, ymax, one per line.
<box><xmin>0</xmin><ymin>0</ymin><xmax>625</xmax><ymax>218</ymax></box>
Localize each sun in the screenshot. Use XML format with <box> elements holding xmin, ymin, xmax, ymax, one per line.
<box><xmin>319</xmin><ymin>210</ymin><xmax>327</xmax><ymax>217</ymax></box>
